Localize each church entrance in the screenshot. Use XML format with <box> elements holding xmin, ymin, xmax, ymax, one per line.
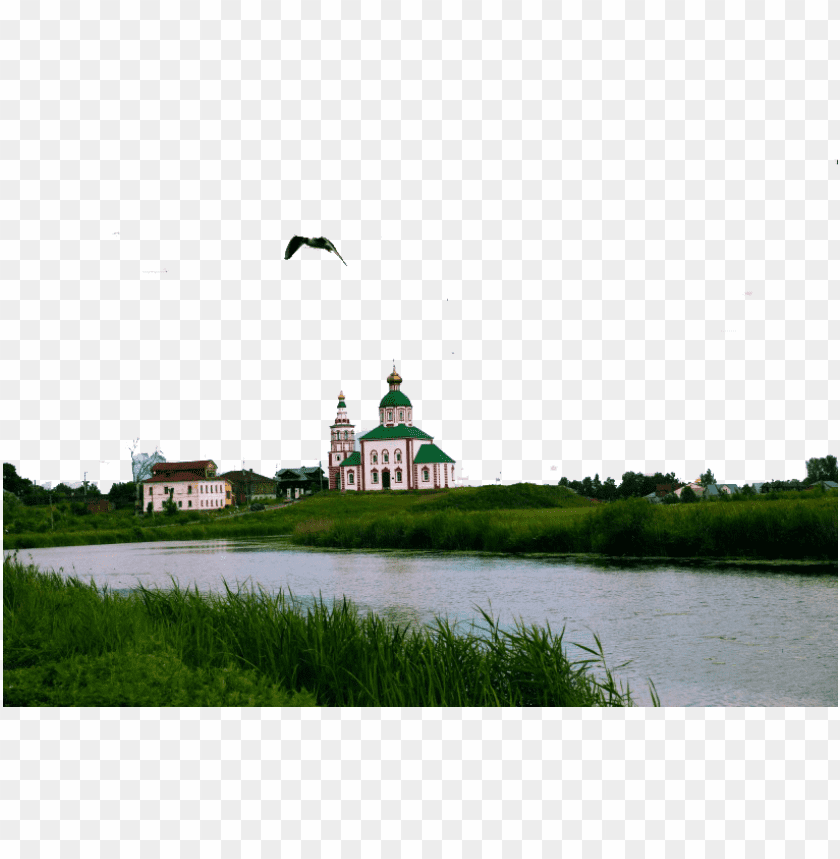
<box><xmin>382</xmin><ymin>470</ymin><xmax>391</xmax><ymax>489</ymax></box>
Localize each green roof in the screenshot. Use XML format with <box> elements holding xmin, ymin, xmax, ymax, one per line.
<box><xmin>412</xmin><ymin>443</ymin><xmax>456</xmax><ymax>464</ymax></box>
<box><xmin>339</xmin><ymin>452</ymin><xmax>361</xmax><ymax>466</ymax></box>
<box><xmin>379</xmin><ymin>391</ymin><xmax>412</xmax><ymax>409</ymax></box>
<box><xmin>358</xmin><ymin>424</ymin><xmax>433</xmax><ymax>441</ymax></box>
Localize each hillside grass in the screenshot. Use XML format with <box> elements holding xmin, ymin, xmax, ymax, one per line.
<box><xmin>3</xmin><ymin>554</ymin><xmax>655</xmax><ymax>707</ymax></box>
<box><xmin>4</xmin><ymin>484</ymin><xmax>836</xmax><ymax>561</ymax></box>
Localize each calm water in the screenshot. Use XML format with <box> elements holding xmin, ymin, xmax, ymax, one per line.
<box><xmin>9</xmin><ymin>538</ymin><xmax>838</xmax><ymax>707</ymax></box>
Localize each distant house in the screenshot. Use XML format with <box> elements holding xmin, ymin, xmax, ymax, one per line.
<box><xmin>702</xmin><ymin>483</ymin><xmax>744</xmax><ymax>499</ymax></box>
<box><xmin>275</xmin><ymin>467</ymin><xmax>326</xmax><ymax>500</ymax></box>
<box><xmin>673</xmin><ymin>483</ymin><xmax>704</xmax><ymax>499</ymax></box>
<box><xmin>141</xmin><ymin>460</ymin><xmax>230</xmax><ymax>513</ymax></box>
<box><xmin>219</xmin><ymin>469</ymin><xmax>279</xmax><ymax>506</ymax></box>
<box><xmin>806</xmin><ymin>480</ymin><xmax>838</xmax><ymax>491</ymax></box>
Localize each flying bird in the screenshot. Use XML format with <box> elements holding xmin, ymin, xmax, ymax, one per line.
<box><xmin>284</xmin><ymin>235</ymin><xmax>347</xmax><ymax>265</ymax></box>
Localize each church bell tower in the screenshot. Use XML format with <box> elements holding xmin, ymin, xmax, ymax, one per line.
<box><xmin>328</xmin><ymin>390</ymin><xmax>355</xmax><ymax>490</ymax></box>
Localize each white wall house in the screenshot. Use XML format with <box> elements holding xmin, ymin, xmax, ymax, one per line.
<box><xmin>141</xmin><ymin>460</ymin><xmax>232</xmax><ymax>512</ymax></box>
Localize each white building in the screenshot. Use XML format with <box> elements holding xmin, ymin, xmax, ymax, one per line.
<box><xmin>328</xmin><ymin>365</ymin><xmax>457</xmax><ymax>491</ymax></box>
<box><xmin>140</xmin><ymin>460</ymin><xmax>232</xmax><ymax>512</ymax></box>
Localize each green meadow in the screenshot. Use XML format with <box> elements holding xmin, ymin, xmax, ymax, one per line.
<box><xmin>3</xmin><ymin>555</ymin><xmax>654</xmax><ymax>707</ymax></box>
<box><xmin>4</xmin><ymin>483</ymin><xmax>837</xmax><ymax>560</ymax></box>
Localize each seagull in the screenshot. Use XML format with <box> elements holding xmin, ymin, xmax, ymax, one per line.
<box><xmin>284</xmin><ymin>235</ymin><xmax>347</xmax><ymax>265</ymax></box>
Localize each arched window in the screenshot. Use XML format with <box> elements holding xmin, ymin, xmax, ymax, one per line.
<box><xmin>372</xmin><ymin>453</ymin><xmax>377</xmax><ymax>464</ymax></box>
<box><xmin>423</xmin><ymin>470</ymin><xmax>430</xmax><ymax>482</ymax></box>
<box><xmin>348</xmin><ymin>472</ymin><xmax>354</xmax><ymax>484</ymax></box>
<box><xmin>372</xmin><ymin>471</ymin><xmax>379</xmax><ymax>484</ymax></box>
<box><xmin>395</xmin><ymin>470</ymin><xmax>402</xmax><ymax>483</ymax></box>
<box><xmin>399</xmin><ymin>410</ymin><xmax>404</xmax><ymax>421</ymax></box>
<box><xmin>344</xmin><ymin>431</ymin><xmax>348</xmax><ymax>439</ymax></box>
<box><xmin>383</xmin><ymin>451</ymin><xmax>389</xmax><ymax>463</ymax></box>
<box><xmin>395</xmin><ymin>451</ymin><xmax>401</xmax><ymax>462</ymax></box>
<box><xmin>387</xmin><ymin>410</ymin><xmax>393</xmax><ymax>421</ymax></box>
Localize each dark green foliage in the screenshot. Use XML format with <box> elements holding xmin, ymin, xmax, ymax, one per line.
<box><xmin>699</xmin><ymin>469</ymin><xmax>716</xmax><ymax>488</ymax></box>
<box><xmin>680</xmin><ymin>487</ymin><xmax>698</xmax><ymax>503</ymax></box>
<box><xmin>3</xmin><ymin>556</ymin><xmax>653</xmax><ymax>707</ymax></box>
<box><xmin>805</xmin><ymin>455</ymin><xmax>838</xmax><ymax>483</ymax></box>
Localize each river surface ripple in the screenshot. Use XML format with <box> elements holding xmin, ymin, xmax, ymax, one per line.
<box><xmin>9</xmin><ymin>538</ymin><xmax>837</xmax><ymax>707</ymax></box>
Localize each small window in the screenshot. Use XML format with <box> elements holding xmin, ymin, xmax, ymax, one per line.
<box><xmin>188</xmin><ymin>500</ymin><xmax>192</xmax><ymax>507</ymax></box>
<box><xmin>188</xmin><ymin>486</ymin><xmax>192</xmax><ymax>494</ymax></box>
<box><xmin>396</xmin><ymin>451</ymin><xmax>401</xmax><ymax>462</ymax></box>
<box><xmin>373</xmin><ymin>454</ymin><xmax>378</xmax><ymax>464</ymax></box>
<box><xmin>178</xmin><ymin>500</ymin><xmax>183</xmax><ymax>508</ymax></box>
<box><xmin>399</xmin><ymin>410</ymin><xmax>403</xmax><ymax>421</ymax></box>
<box><xmin>396</xmin><ymin>471</ymin><xmax>402</xmax><ymax>482</ymax></box>
<box><xmin>387</xmin><ymin>410</ymin><xmax>392</xmax><ymax>421</ymax></box>
<box><xmin>423</xmin><ymin>470</ymin><xmax>429</xmax><ymax>482</ymax></box>
<box><xmin>383</xmin><ymin>452</ymin><xmax>389</xmax><ymax>463</ymax></box>
<box><xmin>372</xmin><ymin>472</ymin><xmax>378</xmax><ymax>483</ymax></box>
<box><xmin>349</xmin><ymin>472</ymin><xmax>354</xmax><ymax>484</ymax></box>
<box><xmin>149</xmin><ymin>487</ymin><xmax>153</xmax><ymax>496</ymax></box>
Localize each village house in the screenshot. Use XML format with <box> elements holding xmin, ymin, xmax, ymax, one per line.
<box><xmin>275</xmin><ymin>467</ymin><xmax>326</xmax><ymax>500</ymax></box>
<box><xmin>140</xmin><ymin>460</ymin><xmax>232</xmax><ymax>513</ymax></box>
<box><xmin>219</xmin><ymin>468</ymin><xmax>279</xmax><ymax>506</ymax></box>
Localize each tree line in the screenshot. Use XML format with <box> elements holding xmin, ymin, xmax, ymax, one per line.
<box><xmin>557</xmin><ymin>456</ymin><xmax>837</xmax><ymax>502</ymax></box>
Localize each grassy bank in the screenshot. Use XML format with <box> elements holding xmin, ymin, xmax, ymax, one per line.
<box><xmin>286</xmin><ymin>487</ymin><xmax>838</xmax><ymax>561</ymax></box>
<box><xmin>3</xmin><ymin>555</ymin><xmax>656</xmax><ymax>707</ymax></box>
<box><xmin>4</xmin><ymin>484</ymin><xmax>837</xmax><ymax>561</ymax></box>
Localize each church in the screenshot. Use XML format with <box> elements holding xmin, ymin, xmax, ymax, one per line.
<box><xmin>327</xmin><ymin>365</ymin><xmax>457</xmax><ymax>491</ymax></box>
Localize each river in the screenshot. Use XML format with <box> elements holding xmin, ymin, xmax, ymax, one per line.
<box><xmin>8</xmin><ymin>538</ymin><xmax>837</xmax><ymax>707</ymax></box>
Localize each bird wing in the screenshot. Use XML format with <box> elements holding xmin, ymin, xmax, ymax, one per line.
<box><xmin>322</xmin><ymin>238</ymin><xmax>348</xmax><ymax>266</ymax></box>
<box><xmin>285</xmin><ymin>235</ymin><xmax>307</xmax><ymax>260</ymax></box>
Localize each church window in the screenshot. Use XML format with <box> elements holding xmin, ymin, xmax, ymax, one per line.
<box><xmin>399</xmin><ymin>410</ymin><xmax>404</xmax><ymax>421</ymax></box>
<box><xmin>344</xmin><ymin>431</ymin><xmax>348</xmax><ymax>439</ymax></box>
<box><xmin>423</xmin><ymin>470</ymin><xmax>430</xmax><ymax>482</ymax></box>
<box><xmin>380</xmin><ymin>410</ymin><xmax>384</xmax><ymax>422</ymax></box>
<box><xmin>387</xmin><ymin>410</ymin><xmax>392</xmax><ymax>421</ymax></box>
<box><xmin>383</xmin><ymin>452</ymin><xmax>389</xmax><ymax>463</ymax></box>
<box><xmin>395</xmin><ymin>451</ymin><xmax>401</xmax><ymax>462</ymax></box>
<box><xmin>349</xmin><ymin>472</ymin><xmax>354</xmax><ymax>485</ymax></box>
<box><xmin>372</xmin><ymin>453</ymin><xmax>377</xmax><ymax>464</ymax></box>
<box><xmin>395</xmin><ymin>470</ymin><xmax>402</xmax><ymax>482</ymax></box>
<box><xmin>372</xmin><ymin>471</ymin><xmax>378</xmax><ymax>483</ymax></box>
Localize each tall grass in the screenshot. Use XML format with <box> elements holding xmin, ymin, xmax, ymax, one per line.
<box><xmin>289</xmin><ymin>492</ymin><xmax>837</xmax><ymax>560</ymax></box>
<box><xmin>3</xmin><ymin>554</ymin><xmax>657</xmax><ymax>707</ymax></box>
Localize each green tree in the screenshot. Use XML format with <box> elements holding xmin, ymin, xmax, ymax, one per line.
<box><xmin>680</xmin><ymin>486</ymin><xmax>698</xmax><ymax>503</ymax></box>
<box><xmin>3</xmin><ymin>463</ymin><xmax>32</xmax><ymax>497</ymax></box>
<box><xmin>805</xmin><ymin>455</ymin><xmax>838</xmax><ymax>484</ymax></box>
<box><xmin>699</xmin><ymin>468</ymin><xmax>716</xmax><ymax>488</ymax></box>
<box><xmin>162</xmin><ymin>488</ymin><xmax>178</xmax><ymax>516</ymax></box>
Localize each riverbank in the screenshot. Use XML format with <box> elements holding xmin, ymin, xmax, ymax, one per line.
<box><xmin>3</xmin><ymin>555</ymin><xmax>655</xmax><ymax>707</ymax></box>
<box><xmin>4</xmin><ymin>484</ymin><xmax>837</xmax><ymax>561</ymax></box>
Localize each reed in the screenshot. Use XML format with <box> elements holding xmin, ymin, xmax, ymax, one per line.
<box><xmin>3</xmin><ymin>554</ymin><xmax>657</xmax><ymax>707</ymax></box>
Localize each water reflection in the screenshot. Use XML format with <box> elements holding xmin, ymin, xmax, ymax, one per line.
<box><xmin>8</xmin><ymin>539</ymin><xmax>837</xmax><ymax>707</ymax></box>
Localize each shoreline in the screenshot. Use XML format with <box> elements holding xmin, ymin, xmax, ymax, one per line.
<box><xmin>6</xmin><ymin>541</ymin><xmax>836</xmax><ymax>574</ymax></box>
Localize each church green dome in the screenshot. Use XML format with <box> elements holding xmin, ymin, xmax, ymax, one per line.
<box><xmin>379</xmin><ymin>390</ymin><xmax>412</xmax><ymax>409</ymax></box>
